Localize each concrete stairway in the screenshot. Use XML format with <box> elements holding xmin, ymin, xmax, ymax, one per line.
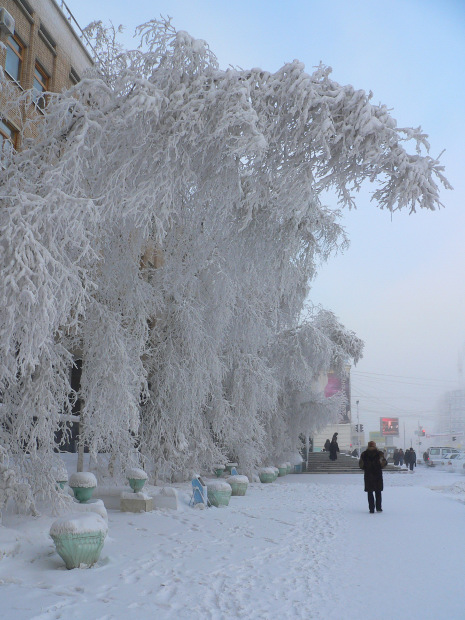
<box><xmin>304</xmin><ymin>452</ymin><xmax>404</xmax><ymax>474</ymax></box>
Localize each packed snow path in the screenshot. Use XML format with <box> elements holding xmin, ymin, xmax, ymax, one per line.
<box><xmin>1</xmin><ymin>467</ymin><xmax>464</xmax><ymax>619</ymax></box>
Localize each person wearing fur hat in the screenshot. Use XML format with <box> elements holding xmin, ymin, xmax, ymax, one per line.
<box><xmin>359</xmin><ymin>441</ymin><xmax>387</xmax><ymax>513</ymax></box>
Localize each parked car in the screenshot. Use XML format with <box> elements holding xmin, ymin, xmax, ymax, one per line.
<box><xmin>443</xmin><ymin>452</ymin><xmax>465</xmax><ymax>473</ymax></box>
<box><xmin>426</xmin><ymin>447</ymin><xmax>460</xmax><ymax>466</ymax></box>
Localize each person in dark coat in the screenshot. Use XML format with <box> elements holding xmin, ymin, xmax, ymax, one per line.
<box><xmin>329</xmin><ymin>433</ymin><xmax>339</xmax><ymax>461</ymax></box>
<box><xmin>393</xmin><ymin>448</ymin><xmax>399</xmax><ymax>466</ymax></box>
<box><xmin>404</xmin><ymin>448</ymin><xmax>410</xmax><ymax>469</ymax></box>
<box><xmin>323</xmin><ymin>438</ymin><xmax>331</xmax><ymax>452</ymax></box>
<box><xmin>408</xmin><ymin>448</ymin><xmax>416</xmax><ymax>471</ymax></box>
<box><xmin>398</xmin><ymin>448</ymin><xmax>405</xmax><ymax>467</ymax></box>
<box><xmin>359</xmin><ymin>440</ymin><xmax>387</xmax><ymax>513</ymax></box>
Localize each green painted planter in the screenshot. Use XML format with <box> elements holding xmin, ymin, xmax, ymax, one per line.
<box><xmin>225</xmin><ymin>463</ymin><xmax>238</xmax><ymax>474</ymax></box>
<box><xmin>207</xmin><ymin>481</ymin><xmax>232</xmax><ymax>507</ymax></box>
<box><xmin>69</xmin><ymin>473</ymin><xmax>97</xmax><ymax>504</ymax></box>
<box><xmin>259</xmin><ymin>468</ymin><xmax>276</xmax><ymax>483</ymax></box>
<box><xmin>56</xmin><ymin>480</ymin><xmax>68</xmax><ymax>490</ymax></box>
<box><xmin>278</xmin><ymin>467</ymin><xmax>287</xmax><ymax>477</ymax></box>
<box><xmin>51</xmin><ymin>531</ymin><xmax>106</xmax><ymax>569</ymax></box>
<box><xmin>213</xmin><ymin>467</ymin><xmax>225</xmax><ymax>478</ymax></box>
<box><xmin>50</xmin><ymin>513</ymin><xmax>107</xmax><ymax>570</ymax></box>
<box><xmin>128</xmin><ymin>478</ymin><xmax>146</xmax><ymax>493</ymax></box>
<box><xmin>71</xmin><ymin>486</ymin><xmax>95</xmax><ymax>503</ymax></box>
<box><xmin>226</xmin><ymin>475</ymin><xmax>248</xmax><ymax>496</ymax></box>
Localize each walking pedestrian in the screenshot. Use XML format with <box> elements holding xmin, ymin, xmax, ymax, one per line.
<box><xmin>404</xmin><ymin>448</ymin><xmax>410</xmax><ymax>469</ymax></box>
<box><xmin>393</xmin><ymin>448</ymin><xmax>399</xmax><ymax>466</ymax></box>
<box><xmin>408</xmin><ymin>447</ymin><xmax>416</xmax><ymax>471</ymax></box>
<box><xmin>398</xmin><ymin>448</ymin><xmax>404</xmax><ymax>467</ymax></box>
<box><xmin>324</xmin><ymin>438</ymin><xmax>331</xmax><ymax>452</ymax></box>
<box><xmin>359</xmin><ymin>441</ymin><xmax>387</xmax><ymax>513</ymax></box>
<box><xmin>329</xmin><ymin>433</ymin><xmax>339</xmax><ymax>461</ymax></box>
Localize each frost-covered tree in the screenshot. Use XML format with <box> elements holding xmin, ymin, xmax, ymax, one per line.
<box><xmin>0</xmin><ymin>18</ymin><xmax>449</xmax><ymax>495</ymax></box>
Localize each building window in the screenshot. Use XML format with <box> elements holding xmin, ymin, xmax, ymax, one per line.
<box><xmin>17</xmin><ymin>0</ymin><xmax>34</xmax><ymax>19</ymax></box>
<box><xmin>38</xmin><ymin>23</ymin><xmax>56</xmax><ymax>51</ymax></box>
<box><xmin>5</xmin><ymin>35</ymin><xmax>23</xmax><ymax>83</ymax></box>
<box><xmin>0</xmin><ymin>119</ymin><xmax>17</xmax><ymax>147</ymax></box>
<box><xmin>69</xmin><ymin>67</ymin><xmax>80</xmax><ymax>85</ymax></box>
<box><xmin>0</xmin><ymin>118</ymin><xmax>18</xmax><ymax>164</ymax></box>
<box><xmin>33</xmin><ymin>63</ymin><xmax>49</xmax><ymax>110</ymax></box>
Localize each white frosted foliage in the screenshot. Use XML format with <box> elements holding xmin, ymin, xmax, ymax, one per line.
<box><xmin>0</xmin><ymin>18</ymin><xmax>449</xmax><ymax>496</ymax></box>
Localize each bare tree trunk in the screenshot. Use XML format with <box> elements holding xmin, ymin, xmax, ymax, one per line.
<box><xmin>77</xmin><ymin>417</ymin><xmax>85</xmax><ymax>472</ymax></box>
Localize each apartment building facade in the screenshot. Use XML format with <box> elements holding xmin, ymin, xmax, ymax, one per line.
<box><xmin>0</xmin><ymin>0</ymin><xmax>93</xmax><ymax>150</ymax></box>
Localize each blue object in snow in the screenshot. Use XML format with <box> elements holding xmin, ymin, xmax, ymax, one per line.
<box><xmin>191</xmin><ymin>476</ymin><xmax>208</xmax><ymax>506</ymax></box>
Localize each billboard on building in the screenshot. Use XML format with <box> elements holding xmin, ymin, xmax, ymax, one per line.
<box><xmin>380</xmin><ymin>417</ymin><xmax>399</xmax><ymax>436</ymax></box>
<box><xmin>324</xmin><ymin>367</ymin><xmax>351</xmax><ymax>423</ymax></box>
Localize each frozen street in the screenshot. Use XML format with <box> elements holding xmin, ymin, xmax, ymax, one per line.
<box><xmin>1</xmin><ymin>464</ymin><xmax>464</xmax><ymax>620</ymax></box>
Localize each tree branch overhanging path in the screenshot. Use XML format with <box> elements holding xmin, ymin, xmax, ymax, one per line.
<box><xmin>0</xmin><ymin>18</ymin><xmax>450</xmax><ymax>502</ymax></box>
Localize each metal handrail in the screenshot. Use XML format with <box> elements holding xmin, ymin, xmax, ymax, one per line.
<box><xmin>55</xmin><ymin>0</ymin><xmax>99</xmax><ymax>63</ymax></box>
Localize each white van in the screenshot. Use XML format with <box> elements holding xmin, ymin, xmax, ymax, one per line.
<box><xmin>426</xmin><ymin>447</ymin><xmax>459</xmax><ymax>466</ymax></box>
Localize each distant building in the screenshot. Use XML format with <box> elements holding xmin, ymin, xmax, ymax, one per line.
<box><xmin>0</xmin><ymin>0</ymin><xmax>93</xmax><ymax>150</ymax></box>
<box><xmin>436</xmin><ymin>389</ymin><xmax>465</xmax><ymax>448</ymax></box>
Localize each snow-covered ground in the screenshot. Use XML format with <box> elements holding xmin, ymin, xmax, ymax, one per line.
<box><xmin>1</xmin><ymin>463</ymin><xmax>464</xmax><ymax>620</ymax></box>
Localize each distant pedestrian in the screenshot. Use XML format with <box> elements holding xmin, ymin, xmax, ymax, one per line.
<box><xmin>404</xmin><ymin>448</ymin><xmax>410</xmax><ymax>469</ymax></box>
<box><xmin>324</xmin><ymin>438</ymin><xmax>331</xmax><ymax>452</ymax></box>
<box><xmin>329</xmin><ymin>433</ymin><xmax>339</xmax><ymax>461</ymax></box>
<box><xmin>398</xmin><ymin>448</ymin><xmax>404</xmax><ymax>467</ymax></box>
<box><xmin>408</xmin><ymin>448</ymin><xmax>416</xmax><ymax>471</ymax></box>
<box><xmin>359</xmin><ymin>440</ymin><xmax>387</xmax><ymax>513</ymax></box>
<box><xmin>393</xmin><ymin>448</ymin><xmax>400</xmax><ymax>466</ymax></box>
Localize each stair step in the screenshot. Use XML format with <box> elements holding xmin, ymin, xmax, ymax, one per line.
<box><xmin>303</xmin><ymin>452</ymin><xmax>406</xmax><ymax>474</ymax></box>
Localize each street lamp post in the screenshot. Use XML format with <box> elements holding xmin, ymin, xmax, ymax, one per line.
<box><xmin>356</xmin><ymin>400</ymin><xmax>360</xmax><ymax>457</ymax></box>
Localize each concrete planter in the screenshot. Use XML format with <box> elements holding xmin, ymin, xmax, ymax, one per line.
<box><xmin>127</xmin><ymin>478</ymin><xmax>146</xmax><ymax>493</ymax></box>
<box><xmin>225</xmin><ymin>463</ymin><xmax>238</xmax><ymax>475</ymax></box>
<box><xmin>278</xmin><ymin>465</ymin><xmax>287</xmax><ymax>477</ymax></box>
<box><xmin>70</xmin><ymin>486</ymin><xmax>95</xmax><ymax>503</ymax></box>
<box><xmin>213</xmin><ymin>465</ymin><xmax>225</xmax><ymax>478</ymax></box>
<box><xmin>259</xmin><ymin>468</ymin><xmax>276</xmax><ymax>483</ymax></box>
<box><xmin>207</xmin><ymin>481</ymin><xmax>232</xmax><ymax>507</ymax></box>
<box><xmin>226</xmin><ymin>475</ymin><xmax>249</xmax><ymax>496</ymax></box>
<box><xmin>69</xmin><ymin>472</ymin><xmax>97</xmax><ymax>504</ymax></box>
<box><xmin>50</xmin><ymin>513</ymin><xmax>107</xmax><ymax>570</ymax></box>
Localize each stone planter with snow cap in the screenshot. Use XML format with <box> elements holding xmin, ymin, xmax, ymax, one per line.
<box><xmin>50</xmin><ymin>512</ymin><xmax>107</xmax><ymax>569</ymax></box>
<box><xmin>126</xmin><ymin>467</ymin><xmax>148</xmax><ymax>493</ymax></box>
<box><xmin>271</xmin><ymin>467</ymin><xmax>279</xmax><ymax>481</ymax></box>
<box><xmin>213</xmin><ymin>464</ymin><xmax>225</xmax><ymax>478</ymax></box>
<box><xmin>207</xmin><ymin>480</ymin><xmax>232</xmax><ymax>507</ymax></box>
<box><xmin>278</xmin><ymin>464</ymin><xmax>288</xmax><ymax>477</ymax></box>
<box><xmin>69</xmin><ymin>472</ymin><xmax>97</xmax><ymax>503</ymax></box>
<box><xmin>258</xmin><ymin>467</ymin><xmax>276</xmax><ymax>483</ymax></box>
<box><xmin>225</xmin><ymin>463</ymin><xmax>238</xmax><ymax>475</ymax></box>
<box><xmin>226</xmin><ymin>474</ymin><xmax>249</xmax><ymax>496</ymax></box>
<box><xmin>53</xmin><ymin>468</ymin><xmax>68</xmax><ymax>490</ymax></box>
